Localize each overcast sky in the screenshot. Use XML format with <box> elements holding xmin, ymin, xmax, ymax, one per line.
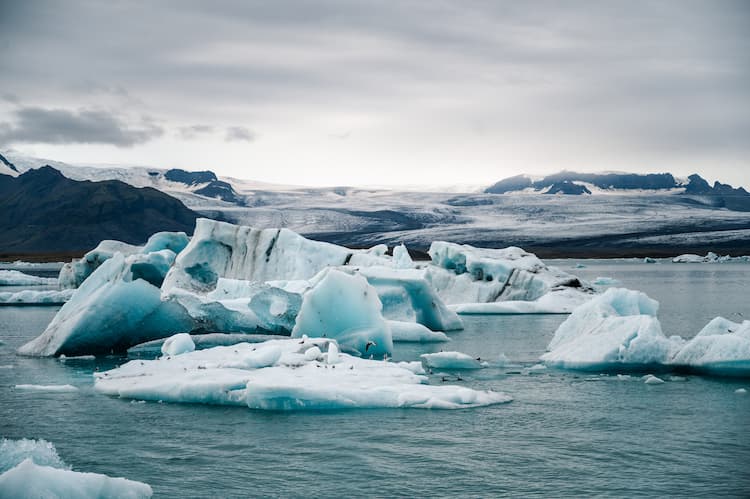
<box><xmin>1</xmin><ymin>0</ymin><xmax>748</xmax><ymax>187</ymax></box>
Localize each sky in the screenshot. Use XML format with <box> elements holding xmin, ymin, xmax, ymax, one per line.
<box><xmin>0</xmin><ymin>0</ymin><xmax>748</xmax><ymax>188</ymax></box>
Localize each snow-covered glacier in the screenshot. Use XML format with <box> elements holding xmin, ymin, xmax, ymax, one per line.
<box><xmin>541</xmin><ymin>288</ymin><xmax>750</xmax><ymax>376</ymax></box>
<box><xmin>95</xmin><ymin>336</ymin><xmax>511</xmax><ymax>410</ymax></box>
<box><xmin>19</xmin><ymin>218</ymin><xmax>595</xmax><ymax>357</ymax></box>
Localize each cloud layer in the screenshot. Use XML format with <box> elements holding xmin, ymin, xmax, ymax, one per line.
<box><xmin>0</xmin><ymin>0</ymin><xmax>747</xmax><ymax>186</ymax></box>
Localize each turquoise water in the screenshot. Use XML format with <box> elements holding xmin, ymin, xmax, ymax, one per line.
<box><xmin>1</xmin><ymin>262</ymin><xmax>749</xmax><ymax>497</ymax></box>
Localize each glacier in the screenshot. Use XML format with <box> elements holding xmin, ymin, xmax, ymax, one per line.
<box><xmin>0</xmin><ymin>270</ymin><xmax>57</xmax><ymax>286</ymax></box>
<box><xmin>0</xmin><ymin>438</ymin><xmax>152</xmax><ymax>499</ymax></box>
<box><xmin>541</xmin><ymin>288</ymin><xmax>750</xmax><ymax>376</ymax></box>
<box><xmin>94</xmin><ymin>337</ymin><xmax>511</xmax><ymax>410</ymax></box>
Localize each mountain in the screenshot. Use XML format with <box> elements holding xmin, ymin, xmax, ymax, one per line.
<box><xmin>0</xmin><ymin>166</ymin><xmax>199</xmax><ymax>255</ymax></box>
<box><xmin>0</xmin><ymin>153</ymin><xmax>19</xmax><ymax>177</ymax></box>
<box><xmin>484</xmin><ymin>171</ymin><xmax>750</xmax><ymax>211</ymax></box>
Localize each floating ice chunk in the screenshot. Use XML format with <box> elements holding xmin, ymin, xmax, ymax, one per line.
<box><xmin>388</xmin><ymin>321</ymin><xmax>449</xmax><ymax>343</ymax></box>
<box><xmin>14</xmin><ymin>384</ymin><xmax>78</xmax><ymax>392</ymax></box>
<box><xmin>392</xmin><ymin>244</ymin><xmax>414</xmax><ymax>269</ymax></box>
<box><xmin>736</xmin><ymin>388</ymin><xmax>747</xmax><ymax>394</ymax></box>
<box><xmin>426</xmin><ymin>242</ymin><xmax>591</xmax><ymax>306</ymax></box>
<box><xmin>326</xmin><ymin>342</ymin><xmax>340</xmax><ymax>364</ymax></box>
<box><xmin>450</xmin><ymin>289</ymin><xmax>590</xmax><ymax>315</ymax></box>
<box><xmin>0</xmin><ymin>270</ymin><xmax>57</xmax><ymax>286</ymax></box>
<box><xmin>593</xmin><ymin>276</ymin><xmax>621</xmax><ymax>286</ymax></box>
<box><xmin>0</xmin><ymin>289</ymin><xmax>74</xmax><ymax>305</ymax></box>
<box><xmin>541</xmin><ymin>288</ymin><xmax>675</xmax><ymax>370</ymax></box>
<box><xmin>0</xmin><ymin>438</ymin><xmax>66</xmax><ymax>473</ymax></box>
<box><xmin>0</xmin><ymin>459</ymin><xmax>153</xmax><ymax>499</ymax></box>
<box><xmin>643</xmin><ymin>257</ymin><xmax>657</xmax><ymax>264</ymax></box>
<box><xmin>420</xmin><ymin>351</ymin><xmax>484</xmax><ymax>369</ymax></box>
<box><xmin>643</xmin><ymin>374</ymin><xmax>665</xmax><ymax>385</ymax></box>
<box><xmin>304</xmin><ymin>345</ymin><xmax>323</xmax><ymax>361</ymax></box>
<box><xmin>19</xmin><ymin>253</ymin><xmax>193</xmax><ymax>357</ymax></box>
<box><xmin>355</xmin><ymin>267</ymin><xmax>462</xmax><ymax>331</ymax></box>
<box><xmin>59</xmin><ymin>232</ymin><xmax>188</xmax><ymax>289</ymax></box>
<box><xmin>291</xmin><ymin>269</ymin><xmax>393</xmax><ymax>357</ymax></box>
<box><xmin>95</xmin><ymin>338</ymin><xmax>510</xmax><ymax>410</ymax></box>
<box><xmin>161</xmin><ymin>333</ymin><xmax>195</xmax><ymax>357</ymax></box>
<box><xmin>669</xmin><ymin>317</ymin><xmax>750</xmax><ymax>376</ymax></box>
<box><xmin>162</xmin><ymin>218</ymin><xmax>391</xmax><ymax>294</ymax></box>
<box><xmin>574</xmin><ymin>263</ymin><xmax>587</xmax><ymax>269</ymax></box>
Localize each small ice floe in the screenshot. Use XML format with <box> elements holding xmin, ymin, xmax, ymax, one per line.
<box><xmin>668</xmin><ymin>375</ymin><xmax>687</xmax><ymax>382</ymax></box>
<box><xmin>58</xmin><ymin>354</ymin><xmax>96</xmax><ymax>361</ymax></box>
<box><xmin>592</xmin><ymin>276</ymin><xmax>620</xmax><ymax>286</ymax></box>
<box><xmin>14</xmin><ymin>384</ymin><xmax>78</xmax><ymax>392</ymax></box>
<box><xmin>642</xmin><ymin>374</ymin><xmax>665</xmax><ymax>385</ymax></box>
<box><xmin>735</xmin><ymin>388</ymin><xmax>747</xmax><ymax>395</ymax></box>
<box><xmin>160</xmin><ymin>333</ymin><xmax>195</xmax><ymax>357</ymax></box>
<box><xmin>420</xmin><ymin>351</ymin><xmax>486</xmax><ymax>370</ymax></box>
<box><xmin>616</xmin><ymin>374</ymin><xmax>631</xmax><ymax>381</ymax></box>
<box><xmin>526</xmin><ymin>363</ymin><xmax>547</xmax><ymax>373</ymax></box>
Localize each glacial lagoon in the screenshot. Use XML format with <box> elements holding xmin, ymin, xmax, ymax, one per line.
<box><xmin>1</xmin><ymin>260</ymin><xmax>748</xmax><ymax>497</ymax></box>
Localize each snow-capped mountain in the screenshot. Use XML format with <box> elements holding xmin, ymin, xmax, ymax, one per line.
<box><xmin>3</xmin><ymin>150</ymin><xmax>750</xmax><ymax>257</ymax></box>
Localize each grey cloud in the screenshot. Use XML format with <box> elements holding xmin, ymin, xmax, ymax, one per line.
<box><xmin>178</xmin><ymin>124</ymin><xmax>215</xmax><ymax>140</ymax></box>
<box><xmin>0</xmin><ymin>107</ymin><xmax>164</xmax><ymax>147</ymax></box>
<box><xmin>225</xmin><ymin>126</ymin><xmax>256</xmax><ymax>142</ymax></box>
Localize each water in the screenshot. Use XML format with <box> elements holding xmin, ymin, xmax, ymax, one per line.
<box><xmin>1</xmin><ymin>261</ymin><xmax>749</xmax><ymax>497</ymax></box>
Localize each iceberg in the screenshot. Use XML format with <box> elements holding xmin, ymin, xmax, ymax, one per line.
<box><xmin>420</xmin><ymin>351</ymin><xmax>485</xmax><ymax>369</ymax></box>
<box><xmin>0</xmin><ymin>439</ymin><xmax>152</xmax><ymax>499</ymax></box>
<box><xmin>1</xmin><ymin>438</ymin><xmax>66</xmax><ymax>473</ymax></box>
<box><xmin>449</xmin><ymin>288</ymin><xmax>589</xmax><ymax>314</ymax></box>
<box><xmin>540</xmin><ymin>288</ymin><xmax>677</xmax><ymax>370</ymax></box>
<box><xmin>58</xmin><ymin>231</ymin><xmax>189</xmax><ymax>289</ymax></box>
<box><xmin>19</xmin><ymin>252</ymin><xmax>193</xmax><ymax>356</ymax></box>
<box><xmin>291</xmin><ymin>269</ymin><xmax>393</xmax><ymax>357</ymax></box>
<box><xmin>162</xmin><ymin>218</ymin><xmax>390</xmax><ymax>294</ymax></box>
<box><xmin>388</xmin><ymin>321</ymin><xmax>449</xmax><ymax>343</ymax></box>
<box><xmin>160</xmin><ymin>333</ymin><xmax>195</xmax><ymax>357</ymax></box>
<box><xmin>672</xmin><ymin>252</ymin><xmax>750</xmax><ymax>264</ymax></box>
<box><xmin>94</xmin><ymin>337</ymin><xmax>511</xmax><ymax>410</ymax></box>
<box><xmin>0</xmin><ymin>289</ymin><xmax>74</xmax><ymax>305</ymax></box>
<box><xmin>0</xmin><ymin>270</ymin><xmax>57</xmax><ymax>286</ymax></box>
<box><xmin>541</xmin><ymin>289</ymin><xmax>750</xmax><ymax>376</ymax></box>
<box><xmin>669</xmin><ymin>317</ymin><xmax>750</xmax><ymax>376</ymax></box>
<box><xmin>426</xmin><ymin>242</ymin><xmax>593</xmax><ymax>310</ymax></box>
<box><xmin>0</xmin><ymin>459</ymin><xmax>153</xmax><ymax>499</ymax></box>
<box><xmin>14</xmin><ymin>384</ymin><xmax>79</xmax><ymax>392</ymax></box>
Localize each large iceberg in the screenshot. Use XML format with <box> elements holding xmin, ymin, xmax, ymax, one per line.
<box><xmin>59</xmin><ymin>231</ymin><xmax>189</xmax><ymax>289</ymax></box>
<box><xmin>541</xmin><ymin>288</ymin><xmax>750</xmax><ymax>376</ymax></box>
<box><xmin>426</xmin><ymin>242</ymin><xmax>593</xmax><ymax>311</ymax></box>
<box><xmin>23</xmin><ymin>218</ymin><xmax>595</xmax><ymax>357</ymax></box>
<box><xmin>0</xmin><ymin>270</ymin><xmax>57</xmax><ymax>286</ymax></box>
<box><xmin>162</xmin><ymin>218</ymin><xmax>389</xmax><ymax>293</ymax></box>
<box><xmin>670</xmin><ymin>317</ymin><xmax>750</xmax><ymax>376</ymax></box>
<box><xmin>19</xmin><ymin>251</ymin><xmax>193</xmax><ymax>356</ymax></box>
<box><xmin>94</xmin><ymin>337</ymin><xmax>511</xmax><ymax>410</ymax></box>
<box><xmin>0</xmin><ymin>438</ymin><xmax>152</xmax><ymax>499</ymax></box>
<box><xmin>540</xmin><ymin>288</ymin><xmax>677</xmax><ymax>370</ymax></box>
<box><xmin>291</xmin><ymin>269</ymin><xmax>393</xmax><ymax>357</ymax></box>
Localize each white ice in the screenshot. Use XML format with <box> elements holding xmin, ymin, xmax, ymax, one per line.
<box><xmin>541</xmin><ymin>289</ymin><xmax>750</xmax><ymax>376</ymax></box>
<box><xmin>94</xmin><ymin>337</ymin><xmax>511</xmax><ymax>410</ymax></box>
<box><xmin>160</xmin><ymin>333</ymin><xmax>195</xmax><ymax>357</ymax></box>
<box><xmin>0</xmin><ymin>289</ymin><xmax>74</xmax><ymax>305</ymax></box>
<box><xmin>14</xmin><ymin>384</ymin><xmax>79</xmax><ymax>392</ymax></box>
<box><xmin>540</xmin><ymin>288</ymin><xmax>677</xmax><ymax>370</ymax></box>
<box><xmin>0</xmin><ymin>438</ymin><xmax>66</xmax><ymax>473</ymax></box>
<box><xmin>0</xmin><ymin>270</ymin><xmax>56</xmax><ymax>286</ymax></box>
<box><xmin>420</xmin><ymin>351</ymin><xmax>485</xmax><ymax>369</ymax></box>
<box><xmin>388</xmin><ymin>321</ymin><xmax>449</xmax><ymax>343</ymax></box>
<box><xmin>449</xmin><ymin>288</ymin><xmax>589</xmax><ymax>314</ymax></box>
<box><xmin>0</xmin><ymin>459</ymin><xmax>153</xmax><ymax>499</ymax></box>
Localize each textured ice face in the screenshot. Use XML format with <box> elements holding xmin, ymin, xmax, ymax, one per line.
<box><xmin>670</xmin><ymin>318</ymin><xmax>750</xmax><ymax>375</ymax></box>
<box><xmin>94</xmin><ymin>337</ymin><xmax>511</xmax><ymax>411</ymax></box>
<box><xmin>541</xmin><ymin>288</ymin><xmax>675</xmax><ymax>370</ymax></box>
<box><xmin>291</xmin><ymin>269</ymin><xmax>394</xmax><ymax>358</ymax></box>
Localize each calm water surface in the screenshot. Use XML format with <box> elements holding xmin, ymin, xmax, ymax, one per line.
<box><xmin>1</xmin><ymin>261</ymin><xmax>749</xmax><ymax>497</ymax></box>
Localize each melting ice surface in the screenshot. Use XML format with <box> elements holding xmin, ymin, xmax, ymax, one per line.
<box><xmin>95</xmin><ymin>336</ymin><xmax>511</xmax><ymax>410</ymax></box>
